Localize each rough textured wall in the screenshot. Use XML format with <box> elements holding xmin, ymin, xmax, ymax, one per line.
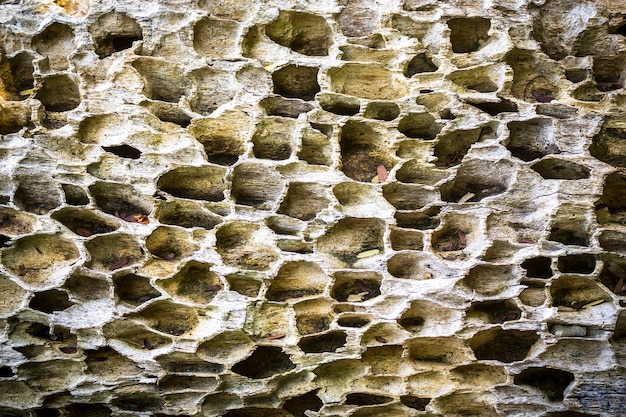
<box><xmin>1</xmin><ymin>0</ymin><xmax>626</xmax><ymax>416</ymax></box>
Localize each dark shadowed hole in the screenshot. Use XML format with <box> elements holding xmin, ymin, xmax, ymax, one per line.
<box><xmin>514</xmin><ymin>367</ymin><xmax>574</xmax><ymax>401</ymax></box>
<box><xmin>102</xmin><ymin>145</ymin><xmax>142</xmax><ymax>159</ymax></box>
<box><xmin>331</xmin><ymin>278</ymin><xmax>381</xmax><ymax>302</ymax></box>
<box><xmin>111</xmin><ymin>394</ymin><xmax>164</xmax><ymax>412</ymax></box>
<box><xmin>565</xmin><ymin>69</ymin><xmax>588</xmax><ymax>83</ymax></box>
<box><xmin>468</xmin><ymin>98</ymin><xmax>518</xmax><ymax>115</ymax></box>
<box><xmin>397</xmin><ymin>113</ymin><xmax>441</xmax><ymax>140</ymax></box>
<box><xmin>395</xmin><ymin>207</ymin><xmax>441</xmax><ymax>230</ymax></box>
<box><xmin>345</xmin><ymin>393</ymin><xmax>393</xmax><ymax>405</ymax></box>
<box><xmin>66</xmin><ymin>404</ymin><xmax>112</xmax><ymax>417</ymax></box>
<box><xmin>549</xmin><ymin>225</ymin><xmax>589</xmax><ymax>247</ymax></box>
<box><xmin>467</xmin><ymin>300</ymin><xmax>521</xmax><ymax>324</ymax></box>
<box><xmin>272</xmin><ymin>65</ymin><xmax>320</xmax><ymax>101</ymax></box>
<box><xmin>363</xmin><ymin>101</ymin><xmax>400</xmax><ymax>121</ymax></box>
<box><xmin>522</xmin><ymin>257</ymin><xmax>553</xmax><ymax>279</ymax></box>
<box><xmin>113</xmin><ymin>273</ymin><xmax>161</xmax><ymax>306</ymax></box>
<box><xmin>231</xmin><ymin>346</ymin><xmax>295</xmax><ymax>379</ymax></box>
<box><xmin>0</xmin><ymin>235</ymin><xmax>10</xmax><ymax>247</ymax></box>
<box><xmin>470</xmin><ymin>328</ymin><xmax>539</xmax><ymax>363</ymax></box>
<box><xmin>531</xmin><ymin>159</ymin><xmax>590</xmax><ymax>180</ymax></box>
<box><xmin>112</xmin><ymin>36</ymin><xmax>140</xmax><ymax>52</ymax></box>
<box><xmin>0</xmin><ymin>366</ymin><xmax>13</xmax><ymax>377</ymax></box>
<box><xmin>337</xmin><ymin>315</ymin><xmax>370</xmax><ymax>328</ymax></box>
<box><xmin>36</xmin><ymin>75</ymin><xmax>81</xmax><ymax>112</ymax></box>
<box><xmin>319</xmin><ymin>99</ymin><xmax>360</xmax><ymax>115</ymax></box>
<box><xmin>61</xmin><ymin>184</ymin><xmax>89</xmax><ymax>205</ymax></box>
<box><xmin>282</xmin><ymin>390</ymin><xmax>323</xmax><ymax>417</ymax></box>
<box><xmin>405</xmin><ymin>53</ymin><xmax>438</xmax><ymax>77</ymax></box>
<box><xmin>507</xmin><ymin>118</ymin><xmax>558</xmax><ymax>162</ymax></box>
<box><xmin>29</xmin><ymin>290</ymin><xmax>74</xmax><ymax>313</ymax></box>
<box><xmin>400</xmin><ymin>395</ymin><xmax>430</xmax><ymax>411</ymax></box>
<box><xmin>298</xmin><ymin>331</ymin><xmax>347</xmax><ymax>353</ymax></box>
<box><xmin>448</xmin><ymin>17</ymin><xmax>491</xmax><ymax>53</ymax></box>
<box><xmin>557</xmin><ymin>254</ymin><xmax>595</xmax><ymax>274</ymax></box>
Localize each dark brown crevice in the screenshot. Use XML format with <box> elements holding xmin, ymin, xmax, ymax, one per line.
<box><xmin>266</xmin><ymin>261</ymin><xmax>327</xmax><ymax>302</ymax></box>
<box><xmin>593</xmin><ymin>55</ymin><xmax>626</xmax><ymax>91</ymax></box>
<box><xmin>278</xmin><ymin>182</ymin><xmax>329</xmax><ymax>221</ymax></box>
<box><xmin>155</xmin><ymin>200</ymin><xmax>222</xmax><ymax>230</ymax></box>
<box><xmin>61</xmin><ymin>184</ymin><xmax>90</xmax><ymax>206</ymax></box>
<box><xmin>316</xmin><ymin>217</ymin><xmax>385</xmax><ymax>266</ymax></box>
<box><xmin>382</xmin><ymin>182</ymin><xmax>439</xmax><ymax>210</ymax></box>
<box><xmin>337</xmin><ymin>315</ymin><xmax>370</xmax><ymax>328</ymax></box>
<box><xmin>596</xmin><ymin>172</ymin><xmax>626</xmax><ymax>225</ymax></box>
<box><xmin>231</xmin><ymin>163</ymin><xmax>284</xmax><ymax>209</ymax></box>
<box><xmin>0</xmin><ymin>101</ymin><xmax>31</xmax><ymax>134</ymax></box>
<box><xmin>252</xmin><ymin>117</ymin><xmax>295</xmax><ymax>160</ymax></box>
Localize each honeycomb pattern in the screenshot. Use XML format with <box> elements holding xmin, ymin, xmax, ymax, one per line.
<box><xmin>0</xmin><ymin>0</ymin><xmax>626</xmax><ymax>416</ymax></box>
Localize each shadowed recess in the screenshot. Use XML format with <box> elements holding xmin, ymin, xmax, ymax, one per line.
<box><xmin>470</xmin><ymin>328</ymin><xmax>539</xmax><ymax>363</ymax></box>
<box><xmin>514</xmin><ymin>367</ymin><xmax>574</xmax><ymax>401</ymax></box>
<box><xmin>231</xmin><ymin>346</ymin><xmax>295</xmax><ymax>378</ymax></box>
